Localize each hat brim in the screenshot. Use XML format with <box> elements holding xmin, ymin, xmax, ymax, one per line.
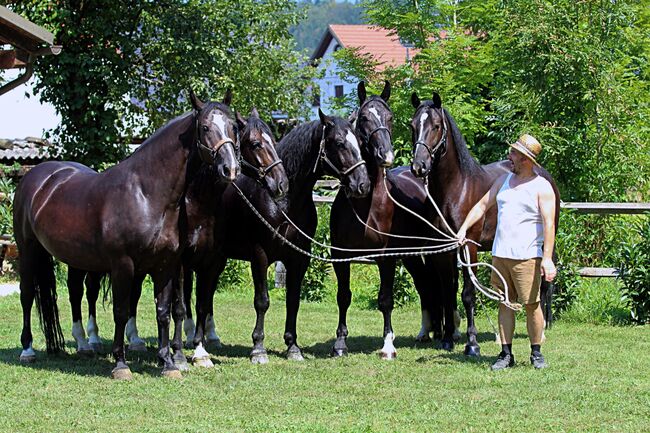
<box><xmin>509</xmin><ymin>141</ymin><xmax>541</xmax><ymax>167</ymax></box>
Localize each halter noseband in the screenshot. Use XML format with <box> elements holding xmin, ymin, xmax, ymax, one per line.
<box><xmin>313</xmin><ymin>126</ymin><xmax>366</xmax><ymax>179</ymax></box>
<box><xmin>413</xmin><ymin>107</ymin><xmax>448</xmax><ymax>164</ymax></box>
<box><xmin>241</xmin><ymin>157</ymin><xmax>283</xmax><ymax>182</ymax></box>
<box><xmin>356</xmin><ymin>98</ymin><xmax>392</xmax><ymax>146</ymax></box>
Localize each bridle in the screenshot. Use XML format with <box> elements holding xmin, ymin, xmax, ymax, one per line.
<box><xmin>195</xmin><ymin>107</ymin><xmax>238</xmax><ymax>166</ymax></box>
<box><xmin>413</xmin><ymin>106</ymin><xmax>448</xmax><ymax>166</ymax></box>
<box><xmin>313</xmin><ymin>125</ymin><xmax>366</xmax><ymax>179</ymax></box>
<box><xmin>240</xmin><ymin>140</ymin><xmax>284</xmax><ymax>182</ymax></box>
<box><xmin>356</xmin><ymin>99</ymin><xmax>392</xmax><ymax>147</ymax></box>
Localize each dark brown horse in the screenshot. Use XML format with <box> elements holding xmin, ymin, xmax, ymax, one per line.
<box><xmin>64</xmin><ymin>108</ymin><xmax>288</xmax><ymax>368</ymax></box>
<box><xmin>187</xmin><ymin>108</ymin><xmax>370</xmax><ymax>365</ymax></box>
<box><xmin>330</xmin><ymin>81</ymin><xmax>458</xmax><ymax>358</ymax></box>
<box><xmin>13</xmin><ymin>91</ymin><xmax>239</xmax><ymax>379</ymax></box>
<box><xmin>409</xmin><ymin>92</ymin><xmax>560</xmax><ymax>355</ymax></box>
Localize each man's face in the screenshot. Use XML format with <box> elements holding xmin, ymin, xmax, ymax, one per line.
<box><xmin>507</xmin><ymin>147</ymin><xmax>528</xmax><ymax>174</ymax></box>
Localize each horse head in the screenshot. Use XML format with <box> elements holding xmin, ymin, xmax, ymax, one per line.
<box><xmin>350</xmin><ymin>81</ymin><xmax>394</xmax><ymax>169</ymax></box>
<box><xmin>236</xmin><ymin>108</ymin><xmax>288</xmax><ymax>200</ymax></box>
<box><xmin>190</xmin><ymin>90</ymin><xmax>240</xmax><ymax>182</ymax></box>
<box><xmin>318</xmin><ymin>108</ymin><xmax>370</xmax><ymax>198</ymax></box>
<box><xmin>409</xmin><ymin>91</ymin><xmax>449</xmax><ymax>178</ymax></box>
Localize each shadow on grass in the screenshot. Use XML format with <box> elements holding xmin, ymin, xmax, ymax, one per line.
<box><xmin>0</xmin><ymin>337</ymin><xmax>187</xmax><ymax>378</ymax></box>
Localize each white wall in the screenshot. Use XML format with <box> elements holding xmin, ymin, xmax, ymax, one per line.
<box><xmin>309</xmin><ymin>37</ymin><xmax>358</xmax><ymax>121</ymax></box>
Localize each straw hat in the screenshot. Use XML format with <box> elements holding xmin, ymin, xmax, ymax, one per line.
<box><xmin>509</xmin><ymin>134</ymin><xmax>541</xmax><ymax>167</ymax></box>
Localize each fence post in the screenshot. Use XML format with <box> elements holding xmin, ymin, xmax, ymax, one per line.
<box><xmin>275</xmin><ymin>261</ymin><xmax>286</xmax><ymax>289</ymax></box>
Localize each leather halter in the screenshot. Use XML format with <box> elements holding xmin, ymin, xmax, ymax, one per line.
<box><xmin>413</xmin><ymin>107</ymin><xmax>448</xmax><ymax>164</ymax></box>
<box><xmin>313</xmin><ymin>126</ymin><xmax>366</xmax><ymax>179</ymax></box>
<box><xmin>356</xmin><ymin>98</ymin><xmax>392</xmax><ymax>146</ymax></box>
<box><xmin>241</xmin><ymin>157</ymin><xmax>283</xmax><ymax>181</ymax></box>
<box><xmin>195</xmin><ymin>109</ymin><xmax>237</xmax><ymax>165</ymax></box>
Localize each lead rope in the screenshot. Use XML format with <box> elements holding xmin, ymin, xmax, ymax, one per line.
<box><xmin>232</xmin><ymin>183</ymin><xmax>459</xmax><ymax>262</ymax></box>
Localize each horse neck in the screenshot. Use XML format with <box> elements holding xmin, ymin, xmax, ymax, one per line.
<box><xmin>277</xmin><ymin>122</ymin><xmax>322</xmax><ymax>204</ymax></box>
<box><xmin>122</xmin><ymin>114</ymin><xmax>194</xmax><ymax>206</ymax></box>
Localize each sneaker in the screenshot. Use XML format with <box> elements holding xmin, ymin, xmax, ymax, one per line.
<box><xmin>530</xmin><ymin>352</ymin><xmax>548</xmax><ymax>369</ymax></box>
<box><xmin>491</xmin><ymin>352</ymin><xmax>515</xmax><ymax>371</ymax></box>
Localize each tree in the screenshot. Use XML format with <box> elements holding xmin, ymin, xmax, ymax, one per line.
<box><xmin>12</xmin><ymin>0</ymin><xmax>316</xmax><ymax>168</ymax></box>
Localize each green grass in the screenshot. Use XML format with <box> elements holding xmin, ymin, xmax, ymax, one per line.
<box><xmin>0</xmin><ymin>284</ymin><xmax>649</xmax><ymax>433</ymax></box>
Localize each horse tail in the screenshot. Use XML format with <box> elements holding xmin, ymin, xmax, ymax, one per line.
<box><xmin>33</xmin><ymin>250</ymin><xmax>65</xmax><ymax>353</ymax></box>
<box><xmin>98</xmin><ymin>272</ymin><xmax>112</xmax><ymax>306</ymax></box>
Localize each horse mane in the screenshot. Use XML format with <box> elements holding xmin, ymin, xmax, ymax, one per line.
<box><xmin>276</xmin><ymin>120</ymin><xmax>320</xmax><ymax>183</ymax></box>
<box><xmin>442</xmin><ymin>108</ymin><xmax>482</xmax><ymax>176</ymax></box>
<box><xmin>243</xmin><ymin>115</ymin><xmax>273</xmax><ymax>139</ymax></box>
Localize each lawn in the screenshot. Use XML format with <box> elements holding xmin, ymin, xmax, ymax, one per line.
<box><xmin>0</xmin><ymin>286</ymin><xmax>648</xmax><ymax>433</ymax></box>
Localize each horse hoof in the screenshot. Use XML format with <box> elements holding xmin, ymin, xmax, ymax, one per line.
<box><xmin>287</xmin><ymin>350</ymin><xmax>304</xmax><ymax>362</ymax></box>
<box><xmin>128</xmin><ymin>341</ymin><xmax>147</xmax><ymax>352</ymax></box>
<box><xmin>161</xmin><ymin>368</ymin><xmax>182</xmax><ymax>379</ymax></box>
<box><xmin>111</xmin><ymin>367</ymin><xmax>133</xmax><ymax>380</ymax></box>
<box><xmin>19</xmin><ymin>354</ymin><xmax>36</xmax><ymax>363</ymax></box>
<box><xmin>330</xmin><ymin>347</ymin><xmax>348</xmax><ymax>358</ymax></box>
<box><xmin>464</xmin><ymin>344</ymin><xmax>481</xmax><ymax>357</ymax></box>
<box><xmin>416</xmin><ymin>334</ymin><xmax>432</xmax><ymax>343</ymax></box>
<box><xmin>174</xmin><ymin>358</ymin><xmax>190</xmax><ymax>372</ymax></box>
<box><xmin>207</xmin><ymin>338</ymin><xmax>222</xmax><ymax>349</ymax></box>
<box><xmin>193</xmin><ymin>357</ymin><xmax>214</xmax><ymax>368</ymax></box>
<box><xmin>441</xmin><ymin>340</ymin><xmax>454</xmax><ymax>351</ymax></box>
<box><xmin>251</xmin><ymin>353</ymin><xmax>269</xmax><ymax>365</ymax></box>
<box><xmin>77</xmin><ymin>348</ymin><xmax>96</xmax><ymax>357</ymax></box>
<box><xmin>452</xmin><ymin>330</ymin><xmax>462</xmax><ymax>342</ymax></box>
<box><xmin>380</xmin><ymin>351</ymin><xmax>397</xmax><ymax>360</ymax></box>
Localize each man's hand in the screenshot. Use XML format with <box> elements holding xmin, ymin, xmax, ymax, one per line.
<box><xmin>541</xmin><ymin>258</ymin><xmax>557</xmax><ymax>282</ymax></box>
<box><xmin>457</xmin><ymin>227</ymin><xmax>468</xmax><ymax>246</ymax></box>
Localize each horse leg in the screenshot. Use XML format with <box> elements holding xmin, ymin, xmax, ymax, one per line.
<box><xmin>68</xmin><ymin>268</ymin><xmax>93</xmax><ymax>355</ymax></box>
<box><xmin>110</xmin><ymin>260</ymin><xmax>135</xmax><ymax>380</ymax></box>
<box><xmin>125</xmin><ymin>273</ymin><xmax>147</xmax><ymax>352</ymax></box>
<box><xmin>170</xmin><ymin>270</ymin><xmax>189</xmax><ymax>371</ymax></box>
<box><xmin>377</xmin><ymin>259</ymin><xmax>397</xmax><ymax>359</ymax></box>
<box><xmin>153</xmin><ymin>273</ymin><xmax>181</xmax><ymax>379</ymax></box>
<box><xmin>436</xmin><ymin>253</ymin><xmax>456</xmax><ymax>351</ymax></box>
<box><xmin>192</xmin><ymin>260</ymin><xmax>225</xmax><ymax>368</ymax></box>
<box><xmin>284</xmin><ymin>257</ymin><xmax>309</xmax><ymax>361</ymax></box>
<box><xmin>85</xmin><ymin>272</ymin><xmax>103</xmax><ymax>351</ymax></box>
<box><xmin>404</xmin><ymin>257</ymin><xmax>434</xmax><ymax>343</ymax></box>
<box><xmin>182</xmin><ymin>266</ymin><xmax>196</xmax><ymax>348</ymax></box>
<box><xmin>462</xmin><ymin>246</ymin><xmax>480</xmax><ymax>357</ymax></box>
<box><xmin>249</xmin><ymin>248</ymin><xmax>271</xmax><ymax>364</ymax></box>
<box><xmin>331</xmin><ymin>260</ymin><xmax>351</xmax><ymax>357</ymax></box>
<box><xmin>18</xmin><ymin>241</ymin><xmax>39</xmax><ymax>362</ymax></box>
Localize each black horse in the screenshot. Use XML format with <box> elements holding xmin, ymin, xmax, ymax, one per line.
<box><xmin>330</xmin><ymin>81</ymin><xmax>460</xmax><ymax>358</ymax></box>
<box><xmin>64</xmin><ymin>108</ymin><xmax>288</xmax><ymax>368</ymax></box>
<box><xmin>410</xmin><ymin>92</ymin><xmax>560</xmax><ymax>355</ymax></box>
<box><xmin>187</xmin><ymin>108</ymin><xmax>370</xmax><ymax>365</ymax></box>
<box><xmin>13</xmin><ymin>91</ymin><xmax>239</xmax><ymax>379</ymax></box>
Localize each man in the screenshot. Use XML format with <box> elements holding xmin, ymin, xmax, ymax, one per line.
<box><xmin>457</xmin><ymin>134</ymin><xmax>557</xmax><ymax>370</ymax></box>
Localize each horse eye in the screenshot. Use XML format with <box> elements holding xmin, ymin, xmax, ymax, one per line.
<box><xmin>202</xmin><ymin>125</ymin><xmax>209</xmax><ymax>132</ymax></box>
<box><xmin>360</xmin><ymin>115</ymin><xmax>369</xmax><ymax>121</ymax></box>
<box><xmin>252</xmin><ymin>140</ymin><xmax>262</xmax><ymax>148</ymax></box>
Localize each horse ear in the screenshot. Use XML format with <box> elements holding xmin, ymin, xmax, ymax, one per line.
<box><xmin>411</xmin><ymin>92</ymin><xmax>421</xmax><ymax>108</ymax></box>
<box><xmin>250</xmin><ymin>107</ymin><xmax>260</xmax><ymax>119</ymax></box>
<box><xmin>318</xmin><ymin>108</ymin><xmax>334</xmax><ymax>127</ymax></box>
<box><xmin>348</xmin><ymin>110</ymin><xmax>358</xmax><ymax>124</ymax></box>
<box><xmin>380</xmin><ymin>80</ymin><xmax>391</xmax><ymax>102</ymax></box>
<box><xmin>222</xmin><ymin>88</ymin><xmax>233</xmax><ymax>106</ymax></box>
<box><xmin>357</xmin><ymin>81</ymin><xmax>367</xmax><ymax>104</ymax></box>
<box><xmin>189</xmin><ymin>90</ymin><xmax>205</xmax><ymax>111</ymax></box>
<box><xmin>236</xmin><ymin>111</ymin><xmax>247</xmax><ymax>130</ymax></box>
<box><xmin>432</xmin><ymin>92</ymin><xmax>442</xmax><ymax>109</ymax></box>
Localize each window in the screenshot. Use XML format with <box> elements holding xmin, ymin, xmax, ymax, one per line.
<box><xmin>335</xmin><ymin>85</ymin><xmax>344</xmax><ymax>98</ymax></box>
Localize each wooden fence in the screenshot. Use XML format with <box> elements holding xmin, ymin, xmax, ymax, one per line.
<box><xmin>313</xmin><ymin>180</ymin><xmax>650</xmax><ymax>278</ymax></box>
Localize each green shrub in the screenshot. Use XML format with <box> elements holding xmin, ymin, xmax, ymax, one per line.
<box><xmin>301</xmin><ymin>204</ymin><xmax>332</xmax><ymax>302</ymax></box>
<box><xmin>618</xmin><ymin>215</ymin><xmax>650</xmax><ymax>324</ymax></box>
<box><xmin>217</xmin><ymin>259</ymin><xmax>249</xmax><ymax>292</ymax></box>
<box><xmin>392</xmin><ymin>262</ymin><xmax>418</xmax><ymax>308</ymax></box>
<box><xmin>0</xmin><ymin>177</ymin><xmax>14</xmax><ymax>237</ymax></box>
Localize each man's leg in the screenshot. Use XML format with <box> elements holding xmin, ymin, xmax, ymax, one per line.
<box><xmin>525</xmin><ymin>301</ymin><xmax>547</xmax><ymax>368</ymax></box>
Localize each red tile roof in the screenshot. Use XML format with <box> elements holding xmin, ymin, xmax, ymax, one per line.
<box><xmin>312</xmin><ymin>25</ymin><xmax>414</xmax><ymax>72</ymax></box>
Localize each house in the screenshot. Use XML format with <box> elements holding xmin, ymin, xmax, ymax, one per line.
<box><xmin>308</xmin><ymin>24</ymin><xmax>414</xmax><ymax>120</ymax></box>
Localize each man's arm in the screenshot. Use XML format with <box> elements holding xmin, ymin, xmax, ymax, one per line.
<box><xmin>457</xmin><ymin>174</ymin><xmax>506</xmax><ymax>244</ymax></box>
<box><xmin>538</xmin><ymin>182</ymin><xmax>557</xmax><ymax>282</ymax></box>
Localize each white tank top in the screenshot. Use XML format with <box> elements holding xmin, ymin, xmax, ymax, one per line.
<box><xmin>492</xmin><ymin>173</ymin><xmax>547</xmax><ymax>259</ymax></box>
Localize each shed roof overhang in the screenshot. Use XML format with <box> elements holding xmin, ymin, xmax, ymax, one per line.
<box><xmin>0</xmin><ymin>5</ymin><xmax>61</xmax><ymax>96</ymax></box>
